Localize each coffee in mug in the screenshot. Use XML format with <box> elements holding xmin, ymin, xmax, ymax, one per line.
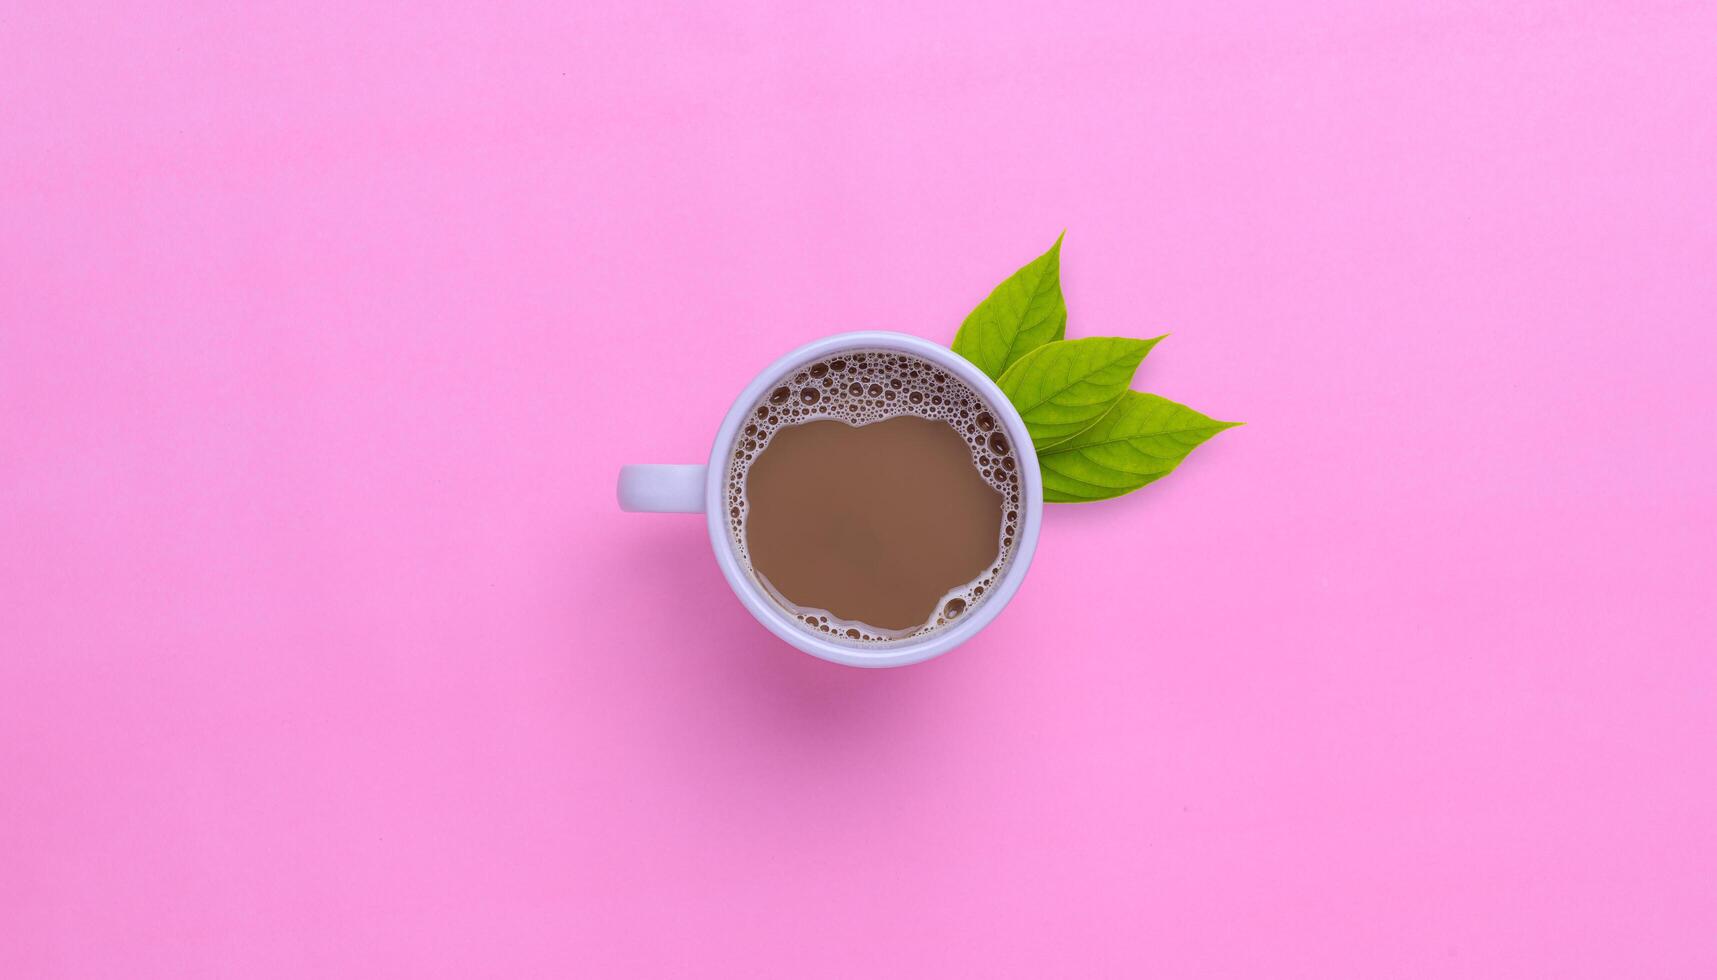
<box><xmin>722</xmin><ymin>349</ymin><xmax>1022</xmax><ymax>642</ymax></box>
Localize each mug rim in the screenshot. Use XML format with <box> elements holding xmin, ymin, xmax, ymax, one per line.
<box><xmin>703</xmin><ymin>331</ymin><xmax>1042</xmax><ymax>668</ymax></box>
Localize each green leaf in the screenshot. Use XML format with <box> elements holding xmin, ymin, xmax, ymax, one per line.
<box><xmin>996</xmin><ymin>336</ymin><xmax>1164</xmax><ymax>449</ymax></box>
<box><xmin>1038</xmin><ymin>391</ymin><xmax>1240</xmax><ymax>503</ymax></box>
<box><xmin>951</xmin><ymin>233</ymin><xmax>1067</xmax><ymax>379</ymax></box>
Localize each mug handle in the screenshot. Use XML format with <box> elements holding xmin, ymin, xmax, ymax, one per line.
<box><xmin>617</xmin><ymin>464</ymin><xmax>707</xmax><ymax>513</ymax></box>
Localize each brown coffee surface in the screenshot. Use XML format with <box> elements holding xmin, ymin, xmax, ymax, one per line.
<box><xmin>744</xmin><ymin>416</ymin><xmax>1004</xmax><ymax>631</ymax></box>
<box><xmin>724</xmin><ymin>348</ymin><xmax>1021</xmax><ymax>641</ymax></box>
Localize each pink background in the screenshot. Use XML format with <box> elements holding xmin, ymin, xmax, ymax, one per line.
<box><xmin>4</xmin><ymin>2</ymin><xmax>1715</xmax><ymax>977</ymax></box>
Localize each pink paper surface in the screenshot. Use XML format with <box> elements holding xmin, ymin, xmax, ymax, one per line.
<box><xmin>3</xmin><ymin>3</ymin><xmax>1714</xmax><ymax>977</ymax></box>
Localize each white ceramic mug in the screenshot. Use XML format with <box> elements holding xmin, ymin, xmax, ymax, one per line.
<box><xmin>617</xmin><ymin>331</ymin><xmax>1041</xmax><ymax>667</ymax></box>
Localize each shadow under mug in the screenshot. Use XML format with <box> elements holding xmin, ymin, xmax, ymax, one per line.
<box><xmin>617</xmin><ymin>331</ymin><xmax>1041</xmax><ymax>668</ymax></box>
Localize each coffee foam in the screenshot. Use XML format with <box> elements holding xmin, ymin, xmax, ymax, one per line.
<box><xmin>726</xmin><ymin>349</ymin><xmax>1021</xmax><ymax>643</ymax></box>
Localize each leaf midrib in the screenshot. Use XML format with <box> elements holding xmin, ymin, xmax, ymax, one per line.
<box><xmin>1010</xmin><ymin>347</ymin><xmax>1141</xmax><ymax>415</ymax></box>
<box><xmin>994</xmin><ymin>265</ymin><xmax>1056</xmax><ymax>371</ymax></box>
<box><xmin>1038</xmin><ymin>422</ymin><xmax>1234</xmax><ymax>456</ymax></box>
